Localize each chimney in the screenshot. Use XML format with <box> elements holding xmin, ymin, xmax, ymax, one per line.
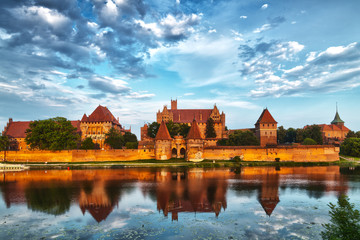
<box><xmin>9</xmin><ymin>118</ymin><xmax>13</xmax><ymax>123</ymax></box>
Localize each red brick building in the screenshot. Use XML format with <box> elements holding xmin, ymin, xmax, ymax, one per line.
<box><xmin>255</xmin><ymin>108</ymin><xmax>278</xmax><ymax>147</ymax></box>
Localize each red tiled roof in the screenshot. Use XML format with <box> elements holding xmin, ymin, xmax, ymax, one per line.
<box><xmin>186</xmin><ymin>119</ymin><xmax>203</xmax><ymax>139</ymax></box>
<box><xmin>155</xmin><ymin>121</ymin><xmax>172</xmax><ymax>140</ymax></box>
<box><xmin>4</xmin><ymin>121</ymin><xmax>30</xmax><ymax>138</ymax></box>
<box><xmin>80</xmin><ymin>205</ymin><xmax>114</xmax><ymax>223</ymax></box>
<box><xmin>4</xmin><ymin>120</ymin><xmax>81</xmax><ymax>138</ymax></box>
<box><xmin>318</xmin><ymin>124</ymin><xmax>350</xmax><ymax>132</ymax></box>
<box><xmin>259</xmin><ymin>198</ymin><xmax>279</xmax><ymax>216</ymax></box>
<box><xmin>82</xmin><ymin>105</ymin><xmax>120</xmax><ymax>125</ymax></box>
<box><xmin>170</xmin><ymin>109</ymin><xmax>213</xmax><ymax>123</ymax></box>
<box><xmin>256</xmin><ymin>109</ymin><xmax>277</xmax><ymax>124</ymax></box>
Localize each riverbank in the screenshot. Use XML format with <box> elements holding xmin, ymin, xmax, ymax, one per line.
<box><xmin>2</xmin><ymin>157</ymin><xmax>358</xmax><ymax>170</ymax></box>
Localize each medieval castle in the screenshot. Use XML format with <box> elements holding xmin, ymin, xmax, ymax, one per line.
<box><xmin>2</xmin><ymin>99</ymin><xmax>348</xmax><ymax>162</ymax></box>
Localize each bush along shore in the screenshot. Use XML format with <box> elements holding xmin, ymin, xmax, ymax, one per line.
<box><xmin>2</xmin><ymin>156</ymin><xmax>358</xmax><ymax>170</ymax></box>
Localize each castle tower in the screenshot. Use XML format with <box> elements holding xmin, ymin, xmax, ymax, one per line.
<box><xmin>186</xmin><ymin>118</ymin><xmax>204</xmax><ymax>161</ymax></box>
<box><xmin>171</xmin><ymin>99</ymin><xmax>177</xmax><ymax>110</ymax></box>
<box><xmin>331</xmin><ymin>104</ymin><xmax>345</xmax><ymax>127</ymax></box>
<box><xmin>155</xmin><ymin>121</ymin><xmax>172</xmax><ymax>160</ymax></box>
<box><xmin>255</xmin><ymin>108</ymin><xmax>278</xmax><ymax>147</ymax></box>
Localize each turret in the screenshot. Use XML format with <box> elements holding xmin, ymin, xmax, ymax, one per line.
<box><xmin>171</xmin><ymin>99</ymin><xmax>177</xmax><ymax>110</ymax></box>
<box><xmin>255</xmin><ymin>108</ymin><xmax>278</xmax><ymax>147</ymax></box>
<box><xmin>155</xmin><ymin>121</ymin><xmax>172</xmax><ymax>160</ymax></box>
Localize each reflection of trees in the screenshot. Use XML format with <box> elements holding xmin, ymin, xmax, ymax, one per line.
<box><xmin>304</xmin><ymin>184</ymin><xmax>326</xmax><ymax>199</ymax></box>
<box><xmin>104</xmin><ymin>180</ymin><xmax>135</xmax><ymax>205</ymax></box>
<box><xmin>25</xmin><ymin>182</ymin><xmax>75</xmax><ymax>216</ymax></box>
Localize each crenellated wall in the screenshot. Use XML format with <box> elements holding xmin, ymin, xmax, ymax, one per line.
<box><xmin>1</xmin><ymin>149</ymin><xmax>155</xmax><ymax>162</ymax></box>
<box><xmin>203</xmin><ymin>145</ymin><xmax>339</xmax><ymax>162</ymax></box>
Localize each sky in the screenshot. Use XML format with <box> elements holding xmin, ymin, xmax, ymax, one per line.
<box><xmin>0</xmin><ymin>0</ymin><xmax>359</xmax><ymax>137</ymax></box>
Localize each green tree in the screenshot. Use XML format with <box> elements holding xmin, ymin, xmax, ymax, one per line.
<box><xmin>218</xmin><ymin>130</ymin><xmax>259</xmax><ymax>146</ymax></box>
<box><xmin>295</xmin><ymin>128</ymin><xmax>306</xmax><ymax>143</ymax></box>
<box><xmin>340</xmin><ymin>138</ymin><xmax>360</xmax><ymax>157</ymax></box>
<box><xmin>304</xmin><ymin>125</ymin><xmax>323</xmax><ymax>145</ymax></box>
<box><xmin>147</xmin><ymin>121</ymin><xmax>190</xmax><ymax>138</ymax></box>
<box><xmin>166</xmin><ymin>121</ymin><xmax>181</xmax><ymax>138</ymax></box>
<box><xmin>25</xmin><ymin>117</ymin><xmax>78</xmax><ymax>150</ymax></box>
<box><xmin>147</xmin><ymin>122</ymin><xmax>160</xmax><ymax>138</ymax></box>
<box><xmin>125</xmin><ymin>142</ymin><xmax>138</xmax><ymax>149</ymax></box>
<box><xmin>205</xmin><ymin>118</ymin><xmax>216</xmax><ymax>138</ymax></box>
<box><xmin>123</xmin><ymin>132</ymin><xmax>138</xmax><ymax>149</ymax></box>
<box><xmin>286</xmin><ymin>127</ymin><xmax>297</xmax><ymax>143</ymax></box>
<box><xmin>0</xmin><ymin>135</ymin><xmax>10</xmax><ymax>151</ymax></box>
<box><xmin>179</xmin><ymin>123</ymin><xmax>191</xmax><ymax>138</ymax></box>
<box><xmin>123</xmin><ymin>132</ymin><xmax>138</xmax><ymax>143</ymax></box>
<box><xmin>104</xmin><ymin>127</ymin><xmax>124</xmax><ymax>149</ymax></box>
<box><xmin>346</xmin><ymin>131</ymin><xmax>360</xmax><ymax>139</ymax></box>
<box><xmin>321</xmin><ymin>195</ymin><xmax>360</xmax><ymax>240</ymax></box>
<box><xmin>81</xmin><ymin>137</ymin><xmax>96</xmax><ymax>150</ymax></box>
<box><xmin>277</xmin><ymin>126</ymin><xmax>286</xmax><ymax>144</ymax></box>
<box><xmin>302</xmin><ymin>138</ymin><xmax>317</xmax><ymax>145</ymax></box>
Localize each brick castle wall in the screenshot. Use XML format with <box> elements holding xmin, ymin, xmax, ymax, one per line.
<box><xmin>1</xmin><ymin>145</ymin><xmax>339</xmax><ymax>162</ymax></box>
<box><xmin>202</xmin><ymin>145</ymin><xmax>339</xmax><ymax>162</ymax></box>
<box><xmin>1</xmin><ymin>149</ymin><xmax>155</xmax><ymax>162</ymax></box>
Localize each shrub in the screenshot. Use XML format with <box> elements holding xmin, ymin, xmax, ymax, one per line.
<box><xmin>302</xmin><ymin>138</ymin><xmax>317</xmax><ymax>145</ymax></box>
<box><xmin>321</xmin><ymin>195</ymin><xmax>360</xmax><ymax>240</ymax></box>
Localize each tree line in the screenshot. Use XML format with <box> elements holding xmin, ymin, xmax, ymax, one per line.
<box><xmin>147</xmin><ymin>118</ymin><xmax>218</xmax><ymax>138</ymax></box>
<box><xmin>277</xmin><ymin>125</ymin><xmax>323</xmax><ymax>145</ymax></box>
<box><xmin>340</xmin><ymin>131</ymin><xmax>360</xmax><ymax>158</ymax></box>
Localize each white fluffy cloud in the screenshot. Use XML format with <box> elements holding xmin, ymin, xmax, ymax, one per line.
<box><xmin>245</xmin><ymin>42</ymin><xmax>360</xmax><ymax>97</ymax></box>
<box><xmin>261</xmin><ymin>4</ymin><xmax>268</xmax><ymax>10</ymax></box>
<box><xmin>135</xmin><ymin>13</ymin><xmax>201</xmax><ymax>40</ymax></box>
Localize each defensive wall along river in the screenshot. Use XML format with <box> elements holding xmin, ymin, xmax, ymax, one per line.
<box><xmin>0</xmin><ymin>145</ymin><xmax>339</xmax><ymax>162</ymax></box>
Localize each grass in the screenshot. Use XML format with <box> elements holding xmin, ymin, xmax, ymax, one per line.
<box><xmin>4</xmin><ymin>157</ymin><xmax>356</xmax><ymax>170</ymax></box>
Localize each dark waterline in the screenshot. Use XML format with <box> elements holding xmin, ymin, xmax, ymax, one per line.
<box><xmin>1</xmin><ymin>166</ymin><xmax>360</xmax><ymax>239</ymax></box>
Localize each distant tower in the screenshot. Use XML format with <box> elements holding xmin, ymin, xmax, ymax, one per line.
<box><xmin>255</xmin><ymin>108</ymin><xmax>278</xmax><ymax>147</ymax></box>
<box><xmin>331</xmin><ymin>103</ymin><xmax>345</xmax><ymax>127</ymax></box>
<box><xmin>171</xmin><ymin>99</ymin><xmax>177</xmax><ymax>110</ymax></box>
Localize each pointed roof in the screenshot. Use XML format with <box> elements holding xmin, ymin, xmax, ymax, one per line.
<box><xmin>331</xmin><ymin>111</ymin><xmax>345</xmax><ymax>124</ymax></box>
<box><xmin>83</xmin><ymin>105</ymin><xmax>120</xmax><ymax>125</ymax></box>
<box><xmin>155</xmin><ymin>121</ymin><xmax>172</xmax><ymax>140</ymax></box>
<box><xmin>186</xmin><ymin>119</ymin><xmax>203</xmax><ymax>139</ymax></box>
<box><xmin>256</xmin><ymin>108</ymin><xmax>277</xmax><ymax>124</ymax></box>
<box><xmin>259</xmin><ymin>198</ymin><xmax>280</xmax><ymax>216</ymax></box>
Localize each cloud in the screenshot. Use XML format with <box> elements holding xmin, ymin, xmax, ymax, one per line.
<box><xmin>240</xmin><ymin>16</ymin><xmax>247</xmax><ymax>19</ymax></box>
<box><xmin>88</xmin><ymin>76</ymin><xmax>131</xmax><ymax>94</ymax></box>
<box><xmin>261</xmin><ymin>4</ymin><xmax>268</xmax><ymax>10</ymax></box>
<box><xmin>135</xmin><ymin>13</ymin><xmax>201</xmax><ymax>41</ymax></box>
<box><xmin>239</xmin><ymin>41</ymin><xmax>360</xmax><ymax>98</ymax></box>
<box><xmin>253</xmin><ymin>16</ymin><xmax>286</xmax><ymax>33</ymax></box>
<box><xmin>184</xmin><ymin>92</ymin><xmax>194</xmax><ymax>96</ymax></box>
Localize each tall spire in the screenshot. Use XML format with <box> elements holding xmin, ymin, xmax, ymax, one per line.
<box><xmin>331</xmin><ymin>103</ymin><xmax>345</xmax><ymax>125</ymax></box>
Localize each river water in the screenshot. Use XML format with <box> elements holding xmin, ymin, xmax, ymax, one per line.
<box><xmin>0</xmin><ymin>166</ymin><xmax>359</xmax><ymax>239</ymax></box>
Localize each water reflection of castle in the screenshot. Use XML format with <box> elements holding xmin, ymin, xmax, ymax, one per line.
<box><xmin>0</xmin><ymin>167</ymin><xmax>350</xmax><ymax>222</ymax></box>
